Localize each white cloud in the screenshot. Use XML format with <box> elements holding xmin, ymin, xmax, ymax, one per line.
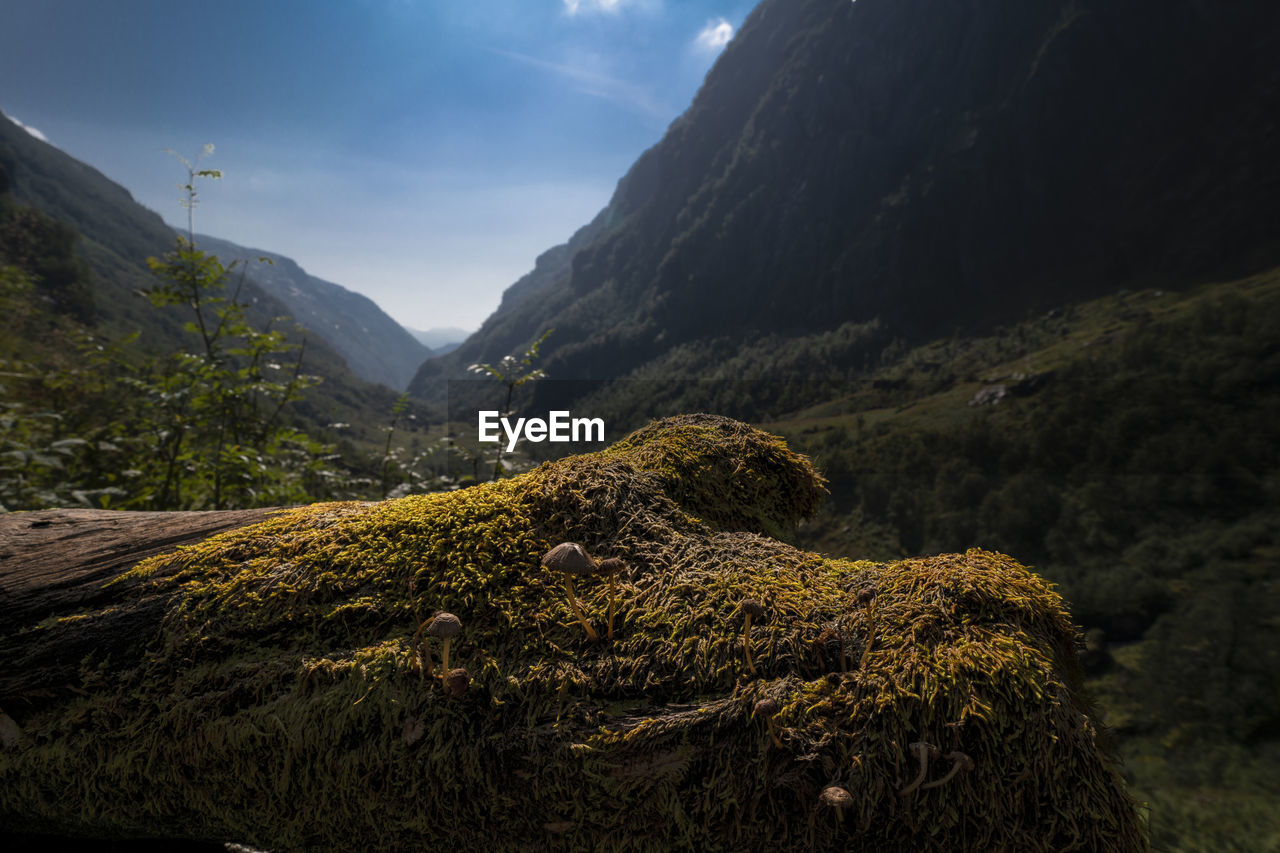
<box><xmin>694</xmin><ymin>17</ymin><xmax>734</xmax><ymax>53</ymax></box>
<box><xmin>491</xmin><ymin>48</ymin><xmax>671</xmax><ymax>120</ymax></box>
<box><xmin>562</xmin><ymin>0</ymin><xmax>626</xmax><ymax>16</ymax></box>
<box><xmin>8</xmin><ymin>115</ymin><xmax>49</xmax><ymax>143</ymax></box>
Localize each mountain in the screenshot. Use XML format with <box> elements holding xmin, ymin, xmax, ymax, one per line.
<box><xmin>406</xmin><ymin>325</ymin><xmax>471</xmax><ymax>354</ymax></box>
<box><xmin>191</xmin><ymin>233</ymin><xmax>430</xmax><ymax>391</ymax></box>
<box><xmin>0</xmin><ymin>110</ymin><xmax>411</xmax><ymax>447</ymax></box>
<box><xmin>410</xmin><ymin>0</ymin><xmax>1280</xmax><ymax>399</ymax></box>
<box><xmin>394</xmin><ymin>11</ymin><xmax>1280</xmax><ymax>845</ymax></box>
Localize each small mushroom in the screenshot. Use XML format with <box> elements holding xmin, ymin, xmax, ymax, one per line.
<box><xmin>739</xmin><ymin>599</ymin><xmax>765</xmax><ymax>675</ymax></box>
<box><xmin>427</xmin><ymin>612</ymin><xmax>462</xmax><ymax>680</ymax></box>
<box><xmin>542</xmin><ymin>543</ymin><xmax>599</xmax><ymax>641</ymax></box>
<box><xmin>898</xmin><ymin>741</ymin><xmax>940</xmax><ymax>797</ymax></box>
<box><xmin>819</xmin><ymin>785</ymin><xmax>854</xmax><ymax>810</ymax></box>
<box><xmin>921</xmin><ymin>751</ymin><xmax>974</xmax><ymax>790</ymax></box>
<box><xmin>597</xmin><ymin>557</ymin><xmax>625</xmax><ymax>639</ymax></box>
<box><xmin>443</xmin><ymin>667</ymin><xmax>470</xmax><ymax>699</ymax></box>
<box><xmin>752</xmin><ymin>697</ymin><xmax>783</xmax><ymax>748</ymax></box>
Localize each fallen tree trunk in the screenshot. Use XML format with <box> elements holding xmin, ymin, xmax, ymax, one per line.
<box><xmin>0</xmin><ymin>416</ymin><xmax>1146</xmax><ymax>852</ymax></box>
<box><xmin>0</xmin><ymin>507</ymin><xmax>281</xmax><ymax>704</ymax></box>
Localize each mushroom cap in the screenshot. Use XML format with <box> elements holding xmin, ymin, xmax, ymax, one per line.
<box><xmin>909</xmin><ymin>741</ymin><xmax>941</xmax><ymax>761</ymax></box>
<box><xmin>740</xmin><ymin>599</ymin><xmax>765</xmax><ymax>619</ymax></box>
<box><xmin>542</xmin><ymin>542</ymin><xmax>598</xmax><ymax>576</ymax></box>
<box><xmin>753</xmin><ymin>697</ymin><xmax>780</xmax><ymax>717</ymax></box>
<box><xmin>851</xmin><ymin>584</ymin><xmax>878</xmax><ymax>605</ymax></box>
<box><xmin>427</xmin><ymin>612</ymin><xmax>462</xmax><ymax>639</ymax></box>
<box><xmin>597</xmin><ymin>557</ymin><xmax>625</xmax><ymax>577</ymax></box>
<box><xmin>448</xmin><ymin>666</ymin><xmax>473</xmax><ymax>696</ymax></box>
<box><xmin>946</xmin><ymin>751</ymin><xmax>975</xmax><ymax>771</ymax></box>
<box><xmin>819</xmin><ymin>786</ymin><xmax>854</xmax><ymax>809</ymax></box>
<box><xmin>443</xmin><ymin>667</ymin><xmax>470</xmax><ymax>698</ymax></box>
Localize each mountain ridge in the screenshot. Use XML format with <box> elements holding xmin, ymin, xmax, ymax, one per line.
<box><xmin>0</xmin><ymin>109</ymin><xmax>412</xmax><ymax>447</ymax></box>
<box><xmin>191</xmin><ymin>232</ymin><xmax>430</xmax><ymax>391</ymax></box>
<box><xmin>406</xmin><ymin>326</ymin><xmax>470</xmax><ymax>353</ymax></box>
<box><xmin>409</xmin><ymin>0</ymin><xmax>1280</xmax><ymax>400</ymax></box>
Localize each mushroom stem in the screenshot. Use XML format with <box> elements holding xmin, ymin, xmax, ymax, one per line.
<box><xmin>766</xmin><ymin>716</ymin><xmax>782</xmax><ymax>748</ymax></box>
<box><xmin>921</xmin><ymin>752</ymin><xmax>974</xmax><ymax>790</ymax></box>
<box><xmin>753</xmin><ymin>698</ymin><xmax>783</xmax><ymax>748</ymax></box>
<box><xmin>425</xmin><ymin>612</ymin><xmax>461</xmax><ymax>686</ymax></box>
<box><xmin>739</xmin><ymin>600</ymin><xmax>765</xmax><ymax>675</ymax></box>
<box><xmin>898</xmin><ymin>742</ymin><xmax>939</xmax><ymax>797</ymax></box>
<box><xmin>563</xmin><ymin>576</ymin><xmax>598</xmax><ymax>641</ymax></box>
<box><xmin>607</xmin><ymin>573</ymin><xmax>617</xmax><ymax>640</ymax></box>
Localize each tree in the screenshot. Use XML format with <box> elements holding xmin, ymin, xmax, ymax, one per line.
<box><xmin>135</xmin><ymin>146</ymin><xmax>321</xmax><ymax>509</ymax></box>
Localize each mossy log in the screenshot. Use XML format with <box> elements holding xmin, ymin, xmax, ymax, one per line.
<box><xmin>0</xmin><ymin>415</ymin><xmax>1146</xmax><ymax>851</ymax></box>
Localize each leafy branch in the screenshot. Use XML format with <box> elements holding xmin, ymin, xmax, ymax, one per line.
<box><xmin>467</xmin><ymin>329</ymin><xmax>553</xmax><ymax>479</ymax></box>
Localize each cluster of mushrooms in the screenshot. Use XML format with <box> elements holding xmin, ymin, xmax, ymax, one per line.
<box><xmin>540</xmin><ymin>542</ymin><xmax>624</xmax><ymax>641</ymax></box>
<box><xmin>415</xmin><ymin>610</ymin><xmax>469</xmax><ymax>698</ymax></box>
<box><xmin>411</xmin><ymin>542</ymin><xmax>625</xmax><ymax>699</ymax></box>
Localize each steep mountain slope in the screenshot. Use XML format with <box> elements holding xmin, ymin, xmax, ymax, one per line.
<box><xmin>413</xmin><ymin>204</ymin><xmax>615</xmax><ymax>384</ymax></box>
<box><xmin>193</xmin><ymin>233</ymin><xmax>430</xmax><ymax>390</ymax></box>
<box><xmin>411</xmin><ymin>0</ymin><xmax>1280</xmax><ymax>398</ymax></box>
<box><xmin>0</xmin><ymin>111</ymin><xmax>408</xmax><ymax>445</ymax></box>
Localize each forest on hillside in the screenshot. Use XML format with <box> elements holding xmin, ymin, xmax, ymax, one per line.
<box><xmin>496</xmin><ymin>272</ymin><xmax>1280</xmax><ymax>851</ymax></box>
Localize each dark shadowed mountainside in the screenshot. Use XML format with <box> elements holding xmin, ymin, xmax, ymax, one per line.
<box><xmin>410</xmin><ymin>0</ymin><xmax>1280</xmax><ymax>399</ymax></box>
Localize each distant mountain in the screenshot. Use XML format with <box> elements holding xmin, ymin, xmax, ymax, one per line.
<box><xmin>409</xmin><ymin>0</ymin><xmax>1280</xmax><ymax>400</ymax></box>
<box><xmin>192</xmin><ymin>233</ymin><xmax>430</xmax><ymax>391</ymax></box>
<box><xmin>406</xmin><ymin>326</ymin><xmax>472</xmax><ymax>355</ymax></box>
<box><xmin>0</xmin><ymin>110</ymin><xmax>410</xmax><ymax>444</ymax></box>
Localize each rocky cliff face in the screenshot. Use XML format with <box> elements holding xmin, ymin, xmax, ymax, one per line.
<box><xmin>194</xmin><ymin>233</ymin><xmax>430</xmax><ymax>391</ymax></box>
<box><xmin>410</xmin><ymin>0</ymin><xmax>1280</xmax><ymax>399</ymax></box>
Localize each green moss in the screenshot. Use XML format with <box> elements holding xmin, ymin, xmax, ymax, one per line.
<box><xmin>0</xmin><ymin>415</ymin><xmax>1144</xmax><ymax>851</ymax></box>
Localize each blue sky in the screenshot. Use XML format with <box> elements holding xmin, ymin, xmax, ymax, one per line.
<box><xmin>0</xmin><ymin>0</ymin><xmax>755</xmax><ymax>331</ymax></box>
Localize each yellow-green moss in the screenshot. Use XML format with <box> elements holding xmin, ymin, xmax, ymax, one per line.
<box><xmin>0</xmin><ymin>415</ymin><xmax>1144</xmax><ymax>851</ymax></box>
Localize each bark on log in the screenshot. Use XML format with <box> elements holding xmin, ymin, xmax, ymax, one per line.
<box><xmin>0</xmin><ymin>508</ymin><xmax>280</xmax><ymax>705</ymax></box>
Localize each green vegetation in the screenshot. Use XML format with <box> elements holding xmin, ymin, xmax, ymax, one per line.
<box><xmin>0</xmin><ymin>152</ymin><xmax>447</xmax><ymax>511</ymax></box>
<box><xmin>471</xmin><ymin>272</ymin><xmax>1280</xmax><ymax>851</ymax></box>
<box><xmin>129</xmin><ymin>147</ymin><xmax>323</xmax><ymax>508</ymax></box>
<box><xmin>0</xmin><ymin>185</ymin><xmax>137</xmax><ymax>510</ymax></box>
<box><xmin>0</xmin><ymin>119</ymin><xmax>439</xmax><ymax>498</ymax></box>
<box><xmin>768</xmin><ymin>278</ymin><xmax>1280</xmax><ymax>852</ymax></box>
<box><xmin>1</xmin><ymin>416</ymin><xmax>1143</xmax><ymax>851</ymax></box>
<box><xmin>466</xmin><ymin>328</ymin><xmax>552</xmax><ymax>479</ymax></box>
<box><xmin>2</xmin><ymin>121</ymin><xmax>1273</xmax><ymax>849</ymax></box>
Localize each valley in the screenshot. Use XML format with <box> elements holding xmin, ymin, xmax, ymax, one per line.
<box><xmin>3</xmin><ymin>0</ymin><xmax>1278</xmax><ymax>847</ymax></box>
